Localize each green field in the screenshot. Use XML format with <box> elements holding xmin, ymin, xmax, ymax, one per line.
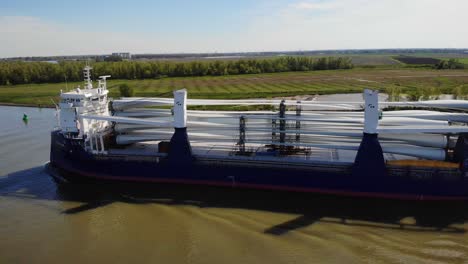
<box><xmin>454</xmin><ymin>58</ymin><xmax>468</xmax><ymax>64</ymax></box>
<box><xmin>1</xmin><ymin>68</ymin><xmax>468</xmax><ymax>107</ymax></box>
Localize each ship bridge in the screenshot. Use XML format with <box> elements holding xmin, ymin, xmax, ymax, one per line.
<box><xmin>57</xmin><ymin>66</ymin><xmax>111</xmax><ymax>134</ymax></box>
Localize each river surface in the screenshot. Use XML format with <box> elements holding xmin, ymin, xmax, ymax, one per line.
<box><xmin>1</xmin><ymin>105</ymin><xmax>468</xmax><ymax>264</ymax></box>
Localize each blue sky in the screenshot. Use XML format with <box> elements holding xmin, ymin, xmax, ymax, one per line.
<box><xmin>1</xmin><ymin>0</ymin><xmax>258</xmax><ymax>34</ymax></box>
<box><xmin>0</xmin><ymin>0</ymin><xmax>467</xmax><ymax>57</ymax></box>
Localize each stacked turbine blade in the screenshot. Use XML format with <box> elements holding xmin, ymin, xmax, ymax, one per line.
<box><xmin>107</xmin><ymin>97</ymin><xmax>468</xmax><ymax>161</ymax></box>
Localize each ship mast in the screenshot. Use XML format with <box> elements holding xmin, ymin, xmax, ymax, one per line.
<box><xmin>83</xmin><ymin>65</ymin><xmax>93</xmax><ymax>89</ymax></box>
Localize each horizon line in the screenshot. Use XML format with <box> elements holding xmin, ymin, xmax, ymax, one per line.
<box><xmin>2</xmin><ymin>48</ymin><xmax>468</xmax><ymax>60</ymax></box>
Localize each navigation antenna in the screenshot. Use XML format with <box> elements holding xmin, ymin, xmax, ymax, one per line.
<box><xmin>83</xmin><ymin>63</ymin><xmax>93</xmax><ymax>89</ymax></box>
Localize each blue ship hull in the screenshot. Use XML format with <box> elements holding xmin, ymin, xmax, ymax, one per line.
<box><xmin>49</xmin><ymin>131</ymin><xmax>468</xmax><ymax>201</ymax></box>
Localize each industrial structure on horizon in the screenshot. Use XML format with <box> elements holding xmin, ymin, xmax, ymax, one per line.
<box><xmin>111</xmin><ymin>52</ymin><xmax>131</xmax><ymax>60</ymax></box>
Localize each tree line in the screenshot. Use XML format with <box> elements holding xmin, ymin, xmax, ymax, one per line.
<box><xmin>0</xmin><ymin>57</ymin><xmax>353</xmax><ymax>85</ymax></box>
<box><xmin>434</xmin><ymin>59</ymin><xmax>465</xmax><ymax>69</ymax></box>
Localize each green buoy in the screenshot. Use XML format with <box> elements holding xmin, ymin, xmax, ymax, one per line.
<box><xmin>22</xmin><ymin>113</ymin><xmax>29</xmax><ymax>123</ymax></box>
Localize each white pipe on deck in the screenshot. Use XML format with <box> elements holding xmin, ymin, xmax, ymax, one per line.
<box><xmin>244</xmin><ymin>140</ymin><xmax>446</xmax><ymax>160</ymax></box>
<box><xmin>115</xmin><ymin>97</ymin><xmax>468</xmax><ymax>106</ymax></box>
<box><xmin>112</xmin><ymin>99</ymin><xmax>359</xmax><ymax>110</ymax></box>
<box><xmin>378</xmin><ymin>126</ymin><xmax>468</xmax><ymax>134</ymax></box>
<box><xmin>80</xmin><ymin>114</ymin><xmax>173</xmax><ymax>127</ymax></box>
<box><xmin>245</xmin><ymin>128</ymin><xmax>448</xmax><ymax>148</ymax></box>
<box><xmin>113</xmin><ymin>96</ymin><xmax>468</xmax><ymax>114</ymax></box>
<box><xmin>116</xmin><ymin>134</ymin><xmax>235</xmax><ymax>145</ymax></box>
<box><xmin>244</xmin><ymin>115</ymin><xmax>448</xmax><ymax>126</ymax></box>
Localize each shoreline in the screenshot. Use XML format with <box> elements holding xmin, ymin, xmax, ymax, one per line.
<box><xmin>0</xmin><ymin>102</ymin><xmax>54</xmax><ymax>109</ymax></box>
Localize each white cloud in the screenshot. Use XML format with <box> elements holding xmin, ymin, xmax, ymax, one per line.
<box><xmin>244</xmin><ymin>0</ymin><xmax>468</xmax><ymax>51</ymax></box>
<box><xmin>292</xmin><ymin>1</ymin><xmax>341</xmax><ymax>11</ymax></box>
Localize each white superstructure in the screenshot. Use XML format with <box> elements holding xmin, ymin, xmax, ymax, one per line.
<box><xmin>57</xmin><ymin>66</ymin><xmax>112</xmax><ymax>153</ymax></box>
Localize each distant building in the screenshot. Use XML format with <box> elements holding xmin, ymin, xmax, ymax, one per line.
<box><xmin>111</xmin><ymin>52</ymin><xmax>131</xmax><ymax>60</ymax></box>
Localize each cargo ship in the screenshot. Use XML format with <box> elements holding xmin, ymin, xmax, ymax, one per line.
<box><xmin>48</xmin><ymin>67</ymin><xmax>468</xmax><ymax>200</ymax></box>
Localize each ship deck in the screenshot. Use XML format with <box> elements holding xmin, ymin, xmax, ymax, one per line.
<box><xmin>107</xmin><ymin>141</ymin><xmax>411</xmax><ymax>165</ymax></box>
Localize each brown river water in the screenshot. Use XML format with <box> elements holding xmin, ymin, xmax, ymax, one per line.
<box><xmin>1</xmin><ymin>105</ymin><xmax>468</xmax><ymax>264</ymax></box>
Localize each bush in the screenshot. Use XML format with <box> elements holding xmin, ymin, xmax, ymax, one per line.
<box><xmin>387</xmin><ymin>86</ymin><xmax>402</xmax><ymax>101</ymax></box>
<box><xmin>434</xmin><ymin>59</ymin><xmax>465</xmax><ymax>69</ymax></box>
<box><xmin>406</xmin><ymin>89</ymin><xmax>422</xmax><ymax>101</ymax></box>
<box><xmin>119</xmin><ymin>83</ymin><xmax>134</xmax><ymax>97</ymax></box>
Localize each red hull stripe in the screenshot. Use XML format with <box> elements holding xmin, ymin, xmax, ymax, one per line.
<box><xmin>62</xmin><ymin>167</ymin><xmax>468</xmax><ymax>201</ymax></box>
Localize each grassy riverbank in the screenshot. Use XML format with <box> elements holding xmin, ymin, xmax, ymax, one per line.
<box><xmin>1</xmin><ymin>68</ymin><xmax>468</xmax><ymax>107</ymax></box>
